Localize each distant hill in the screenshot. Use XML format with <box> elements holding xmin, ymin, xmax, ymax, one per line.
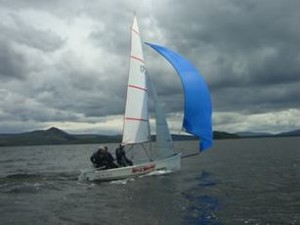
<box><xmin>0</xmin><ymin>127</ymin><xmax>75</xmax><ymax>146</ymax></box>
<box><xmin>0</xmin><ymin>127</ymin><xmax>120</xmax><ymax>146</ymax></box>
<box><xmin>235</xmin><ymin>129</ymin><xmax>300</xmax><ymax>138</ymax></box>
<box><xmin>0</xmin><ymin>127</ymin><xmax>298</xmax><ymax>147</ymax></box>
<box><xmin>72</xmin><ymin>134</ymin><xmax>121</xmax><ymax>144</ymax></box>
<box><xmin>171</xmin><ymin>134</ymin><xmax>197</xmax><ymax>141</ymax></box>
<box><xmin>235</xmin><ymin>131</ymin><xmax>272</xmax><ymax>137</ymax></box>
<box><xmin>0</xmin><ymin>128</ymin><xmax>198</xmax><ymax>146</ymax></box>
<box><xmin>275</xmin><ymin>129</ymin><xmax>300</xmax><ymax>137</ymax></box>
<box><xmin>213</xmin><ymin>131</ymin><xmax>240</xmax><ymax>139</ymax></box>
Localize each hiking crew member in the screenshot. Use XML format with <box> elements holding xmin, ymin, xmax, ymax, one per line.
<box><xmin>90</xmin><ymin>146</ymin><xmax>118</xmax><ymax>169</ymax></box>
<box><xmin>115</xmin><ymin>144</ymin><xmax>133</xmax><ymax>167</ymax></box>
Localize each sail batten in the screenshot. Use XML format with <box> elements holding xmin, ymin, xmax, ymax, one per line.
<box><xmin>131</xmin><ymin>55</ymin><xmax>145</xmax><ymax>63</ymax></box>
<box><xmin>128</xmin><ymin>84</ymin><xmax>147</xmax><ymax>91</ymax></box>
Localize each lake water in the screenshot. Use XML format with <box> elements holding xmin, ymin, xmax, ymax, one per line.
<box><xmin>0</xmin><ymin>137</ymin><xmax>299</xmax><ymax>225</ymax></box>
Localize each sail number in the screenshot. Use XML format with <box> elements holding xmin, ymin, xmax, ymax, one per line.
<box><xmin>140</xmin><ymin>65</ymin><xmax>146</xmax><ymax>73</ymax></box>
<box><xmin>132</xmin><ymin>163</ymin><xmax>155</xmax><ymax>174</ymax></box>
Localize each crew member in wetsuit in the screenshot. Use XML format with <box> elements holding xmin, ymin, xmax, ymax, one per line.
<box><xmin>103</xmin><ymin>146</ymin><xmax>118</xmax><ymax>169</ymax></box>
<box><xmin>90</xmin><ymin>146</ymin><xmax>118</xmax><ymax>169</ymax></box>
<box><xmin>115</xmin><ymin>144</ymin><xmax>133</xmax><ymax>167</ymax></box>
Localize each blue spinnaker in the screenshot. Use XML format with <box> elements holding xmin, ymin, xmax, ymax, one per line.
<box><xmin>145</xmin><ymin>42</ymin><xmax>213</xmax><ymax>151</ymax></box>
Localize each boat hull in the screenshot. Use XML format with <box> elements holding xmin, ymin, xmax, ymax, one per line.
<box><xmin>78</xmin><ymin>153</ymin><xmax>181</xmax><ymax>182</ymax></box>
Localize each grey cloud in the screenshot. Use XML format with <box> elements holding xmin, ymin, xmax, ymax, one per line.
<box><xmin>27</xmin><ymin>63</ymin><xmax>126</xmax><ymax>119</ymax></box>
<box><xmin>2</xmin><ymin>14</ymin><xmax>65</xmax><ymax>52</ymax></box>
<box><xmin>0</xmin><ymin>0</ymin><xmax>299</xmax><ymax>134</ymax></box>
<box><xmin>89</xmin><ymin>24</ymin><xmax>129</xmax><ymax>58</ymax></box>
<box><xmin>212</xmin><ymin>82</ymin><xmax>300</xmax><ymax>113</ymax></box>
<box><xmin>0</xmin><ymin>42</ymin><xmax>26</xmax><ymax>79</ymax></box>
<box><xmin>0</xmin><ymin>0</ymin><xmax>82</xmax><ymax>17</ymax></box>
<box><xmin>148</xmin><ymin>0</ymin><xmax>300</xmax><ymax>115</ymax></box>
<box><xmin>0</xmin><ymin>10</ymin><xmax>64</xmax><ymax>80</ymax></box>
<box><xmin>0</xmin><ymin>88</ymin><xmax>79</xmax><ymax>123</ymax></box>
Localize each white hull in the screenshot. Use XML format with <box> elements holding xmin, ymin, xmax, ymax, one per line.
<box><xmin>79</xmin><ymin>153</ymin><xmax>181</xmax><ymax>182</ymax></box>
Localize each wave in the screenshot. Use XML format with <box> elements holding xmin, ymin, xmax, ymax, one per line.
<box><xmin>0</xmin><ymin>171</ymin><xmax>80</xmax><ymax>194</ymax></box>
<box><xmin>110</xmin><ymin>179</ymin><xmax>132</xmax><ymax>185</ymax></box>
<box><xmin>140</xmin><ymin>169</ymin><xmax>173</xmax><ymax>178</ymax></box>
<box><xmin>3</xmin><ymin>173</ymin><xmax>42</xmax><ymax>180</ymax></box>
<box><xmin>108</xmin><ymin>170</ymin><xmax>173</xmax><ymax>185</ymax></box>
<box><xmin>0</xmin><ymin>181</ymin><xmax>49</xmax><ymax>194</ymax></box>
<box><xmin>2</xmin><ymin>171</ymin><xmax>78</xmax><ymax>181</ymax></box>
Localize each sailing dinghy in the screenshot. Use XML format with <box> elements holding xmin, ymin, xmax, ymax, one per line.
<box><xmin>79</xmin><ymin>16</ymin><xmax>212</xmax><ymax>182</ymax></box>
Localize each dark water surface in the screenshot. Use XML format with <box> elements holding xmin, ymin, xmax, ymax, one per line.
<box><xmin>0</xmin><ymin>137</ymin><xmax>299</xmax><ymax>225</ymax></box>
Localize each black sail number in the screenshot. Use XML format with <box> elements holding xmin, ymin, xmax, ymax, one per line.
<box><xmin>140</xmin><ymin>65</ymin><xmax>146</xmax><ymax>73</ymax></box>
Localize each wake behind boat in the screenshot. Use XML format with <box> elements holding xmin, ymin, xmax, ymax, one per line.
<box><xmin>79</xmin><ymin>16</ymin><xmax>212</xmax><ymax>182</ymax></box>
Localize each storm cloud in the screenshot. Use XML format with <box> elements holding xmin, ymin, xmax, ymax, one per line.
<box><xmin>0</xmin><ymin>0</ymin><xmax>299</xmax><ymax>134</ymax></box>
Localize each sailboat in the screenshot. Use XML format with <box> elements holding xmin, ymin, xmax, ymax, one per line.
<box><xmin>79</xmin><ymin>16</ymin><xmax>212</xmax><ymax>182</ymax></box>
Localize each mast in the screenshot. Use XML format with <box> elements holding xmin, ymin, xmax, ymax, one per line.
<box><xmin>122</xmin><ymin>17</ymin><xmax>150</xmax><ymax>145</ymax></box>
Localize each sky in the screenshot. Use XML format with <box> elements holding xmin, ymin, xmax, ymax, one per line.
<box><xmin>0</xmin><ymin>0</ymin><xmax>299</xmax><ymax>135</ymax></box>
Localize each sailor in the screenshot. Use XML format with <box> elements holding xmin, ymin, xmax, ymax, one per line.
<box><xmin>115</xmin><ymin>144</ymin><xmax>133</xmax><ymax>167</ymax></box>
<box><xmin>103</xmin><ymin>146</ymin><xmax>118</xmax><ymax>169</ymax></box>
<box><xmin>90</xmin><ymin>146</ymin><xmax>118</xmax><ymax>169</ymax></box>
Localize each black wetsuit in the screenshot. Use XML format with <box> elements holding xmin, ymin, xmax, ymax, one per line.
<box><xmin>115</xmin><ymin>147</ymin><xmax>133</xmax><ymax>167</ymax></box>
<box><xmin>90</xmin><ymin>151</ymin><xmax>118</xmax><ymax>169</ymax></box>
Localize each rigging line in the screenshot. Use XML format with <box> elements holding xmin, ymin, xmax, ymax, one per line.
<box><xmin>174</xmin><ymin>147</ymin><xmax>200</xmax><ymax>158</ymax></box>
<box><xmin>126</xmin><ymin>145</ymin><xmax>134</xmax><ymax>160</ymax></box>
<box><xmin>142</xmin><ymin>143</ymin><xmax>153</xmax><ymax>162</ymax></box>
<box><xmin>181</xmin><ymin>152</ymin><xmax>200</xmax><ymax>159</ymax></box>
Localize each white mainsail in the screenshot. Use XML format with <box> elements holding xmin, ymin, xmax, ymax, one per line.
<box><xmin>122</xmin><ymin>17</ymin><xmax>150</xmax><ymax>145</ymax></box>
